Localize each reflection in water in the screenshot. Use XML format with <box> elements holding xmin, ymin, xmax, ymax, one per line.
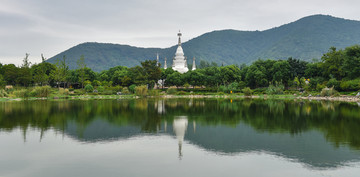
<box><xmin>156</xmin><ymin>100</ymin><xmax>166</xmax><ymax>114</ymax></box>
<box><xmin>173</xmin><ymin>116</ymin><xmax>188</xmax><ymax>159</ymax></box>
<box><xmin>1</xmin><ymin>99</ymin><xmax>360</xmax><ymax>169</ymax></box>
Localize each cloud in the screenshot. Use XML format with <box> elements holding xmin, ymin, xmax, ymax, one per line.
<box><xmin>1</xmin><ymin>0</ymin><xmax>360</xmax><ymax>65</ymax></box>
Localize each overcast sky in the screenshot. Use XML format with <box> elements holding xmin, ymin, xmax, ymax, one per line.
<box><xmin>1</xmin><ymin>0</ymin><xmax>360</xmax><ymax>65</ymax></box>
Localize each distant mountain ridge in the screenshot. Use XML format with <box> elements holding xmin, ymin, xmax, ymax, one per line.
<box><xmin>47</xmin><ymin>14</ymin><xmax>360</xmax><ymax>72</ymax></box>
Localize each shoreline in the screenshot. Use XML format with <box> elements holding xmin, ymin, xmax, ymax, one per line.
<box><xmin>1</xmin><ymin>94</ymin><xmax>359</xmax><ymax>103</ymax></box>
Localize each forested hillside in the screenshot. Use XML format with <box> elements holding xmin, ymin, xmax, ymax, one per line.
<box><xmin>47</xmin><ymin>15</ymin><xmax>360</xmax><ymax>72</ymax></box>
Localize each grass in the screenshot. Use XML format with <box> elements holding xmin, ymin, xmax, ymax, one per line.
<box><xmin>0</xmin><ymin>86</ymin><xmax>358</xmax><ymax>102</ymax></box>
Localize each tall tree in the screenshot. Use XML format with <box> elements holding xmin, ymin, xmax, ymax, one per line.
<box><xmin>343</xmin><ymin>45</ymin><xmax>360</xmax><ymax>79</ymax></box>
<box><xmin>141</xmin><ymin>60</ymin><xmax>161</xmax><ymax>88</ymax></box>
<box><xmin>60</xmin><ymin>55</ymin><xmax>69</xmax><ymax>88</ymax></box>
<box><xmin>319</xmin><ymin>47</ymin><xmax>345</xmax><ymax>80</ymax></box>
<box><xmin>32</xmin><ymin>54</ymin><xmax>49</xmax><ymax>86</ymax></box>
<box><xmin>18</xmin><ymin>53</ymin><xmax>32</xmax><ymax>86</ymax></box>
<box><xmin>271</xmin><ymin>60</ymin><xmax>291</xmax><ymax>87</ymax></box>
<box><xmin>50</xmin><ymin>59</ymin><xmax>62</xmax><ymax>88</ymax></box>
<box><xmin>287</xmin><ymin>57</ymin><xmax>308</xmax><ymax>78</ymax></box>
<box><xmin>3</xmin><ymin>64</ymin><xmax>19</xmax><ymax>85</ymax></box>
<box><xmin>77</xmin><ymin>55</ymin><xmax>87</xmax><ymax>88</ymax></box>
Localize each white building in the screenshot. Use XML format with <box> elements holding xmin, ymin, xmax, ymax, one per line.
<box><xmin>171</xmin><ymin>31</ymin><xmax>189</xmax><ymax>73</ymax></box>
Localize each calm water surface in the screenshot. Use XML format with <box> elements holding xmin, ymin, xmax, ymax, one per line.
<box><xmin>1</xmin><ymin>99</ymin><xmax>360</xmax><ymax>177</ymax></box>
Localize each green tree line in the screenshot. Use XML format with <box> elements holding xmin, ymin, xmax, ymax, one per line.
<box><xmin>1</xmin><ymin>45</ymin><xmax>360</xmax><ymax>92</ymax></box>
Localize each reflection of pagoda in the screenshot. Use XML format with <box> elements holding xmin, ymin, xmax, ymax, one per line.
<box><xmin>173</xmin><ymin>116</ymin><xmax>188</xmax><ymax>159</ymax></box>
<box><xmin>156</xmin><ymin>100</ymin><xmax>165</xmax><ymax>114</ymax></box>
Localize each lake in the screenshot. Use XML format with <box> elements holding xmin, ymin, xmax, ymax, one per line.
<box><xmin>1</xmin><ymin>98</ymin><xmax>360</xmax><ymax>177</ymax></box>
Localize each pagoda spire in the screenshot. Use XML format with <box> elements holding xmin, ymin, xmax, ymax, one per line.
<box><xmin>192</xmin><ymin>57</ymin><xmax>196</xmax><ymax>70</ymax></box>
<box><xmin>156</xmin><ymin>53</ymin><xmax>159</xmax><ymax>66</ymax></box>
<box><xmin>178</xmin><ymin>30</ymin><xmax>182</xmax><ymax>46</ymax></box>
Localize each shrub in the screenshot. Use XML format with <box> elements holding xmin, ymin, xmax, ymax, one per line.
<box><xmin>326</xmin><ymin>78</ymin><xmax>340</xmax><ymax>90</ymax></box>
<box><xmin>242</xmin><ymin>87</ymin><xmax>253</xmax><ymax>96</ymax></box>
<box><xmin>97</xmin><ymin>86</ymin><xmax>105</xmax><ymax>93</ymax></box>
<box><xmin>32</xmin><ymin>86</ymin><xmax>51</xmax><ymax>97</ymax></box>
<box><xmin>309</xmin><ymin>77</ymin><xmax>324</xmax><ymax>91</ymax></box>
<box><xmin>135</xmin><ymin>85</ymin><xmax>148</xmax><ymax>97</ymax></box>
<box><xmin>129</xmin><ymin>84</ymin><xmax>136</xmax><ymax>93</ymax></box>
<box><xmin>0</xmin><ymin>89</ymin><xmax>8</xmax><ymax>97</ymax></box>
<box><xmin>59</xmin><ymin>88</ymin><xmax>70</xmax><ymax>95</ymax></box>
<box><xmin>84</xmin><ymin>80</ymin><xmax>91</xmax><ymax>86</ymax></box>
<box><xmin>5</xmin><ymin>85</ymin><xmax>14</xmax><ymax>91</ymax></box>
<box><xmin>13</xmin><ymin>89</ymin><xmax>30</xmax><ymax>98</ymax></box>
<box><xmin>316</xmin><ymin>83</ymin><xmax>326</xmax><ymax>92</ymax></box>
<box><xmin>166</xmin><ymin>87</ymin><xmax>177</xmax><ymax>95</ymax></box>
<box><xmin>183</xmin><ymin>83</ymin><xmax>190</xmax><ymax>89</ymax></box>
<box><xmin>218</xmin><ymin>85</ymin><xmax>229</xmax><ymax>93</ymax></box>
<box><xmin>176</xmin><ymin>91</ymin><xmax>188</xmax><ymax>95</ymax></box>
<box><xmin>340</xmin><ymin>79</ymin><xmax>360</xmax><ymax>91</ymax></box>
<box><xmin>122</xmin><ymin>87</ymin><xmax>130</xmax><ymax>94</ymax></box>
<box><xmin>266</xmin><ymin>83</ymin><xmax>284</xmax><ymax>95</ymax></box>
<box><xmin>101</xmin><ymin>81</ymin><xmax>109</xmax><ymax>87</ymax></box>
<box><xmin>217</xmin><ymin>92</ymin><xmax>225</xmax><ymax>95</ymax></box>
<box><xmin>92</xmin><ymin>80</ymin><xmax>101</xmax><ymax>86</ymax></box>
<box><xmin>320</xmin><ymin>87</ymin><xmax>339</xmax><ymax>97</ymax></box>
<box><xmin>227</xmin><ymin>82</ymin><xmax>239</xmax><ymax>92</ymax></box>
<box><xmin>148</xmin><ymin>89</ymin><xmax>160</xmax><ymax>96</ymax></box>
<box><xmin>114</xmin><ymin>85</ymin><xmax>123</xmax><ymax>92</ymax></box>
<box><xmin>238</xmin><ymin>81</ymin><xmax>246</xmax><ymax>89</ymax></box>
<box><xmin>84</xmin><ymin>84</ymin><xmax>94</xmax><ymax>92</ymax></box>
<box><xmin>74</xmin><ymin>89</ymin><xmax>85</xmax><ymax>95</ymax></box>
<box><xmin>102</xmin><ymin>90</ymin><xmax>114</xmax><ymax>95</ymax></box>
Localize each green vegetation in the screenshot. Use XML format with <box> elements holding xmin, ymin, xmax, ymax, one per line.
<box><xmin>135</xmin><ymin>85</ymin><xmax>148</xmax><ymax>97</ymax></box>
<box><xmin>1</xmin><ymin>43</ymin><xmax>360</xmax><ymax>99</ymax></box>
<box><xmin>320</xmin><ymin>87</ymin><xmax>340</xmax><ymax>97</ymax></box>
<box><xmin>47</xmin><ymin>15</ymin><xmax>360</xmax><ymax>72</ymax></box>
<box><xmin>242</xmin><ymin>87</ymin><xmax>253</xmax><ymax>96</ymax></box>
<box><xmin>84</xmin><ymin>84</ymin><xmax>94</xmax><ymax>92</ymax></box>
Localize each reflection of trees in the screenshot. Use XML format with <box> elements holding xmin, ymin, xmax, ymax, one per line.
<box><xmin>1</xmin><ymin>99</ymin><xmax>360</xmax><ymax>149</ymax></box>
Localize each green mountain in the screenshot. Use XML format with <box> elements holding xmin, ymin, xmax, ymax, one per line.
<box><xmin>47</xmin><ymin>14</ymin><xmax>360</xmax><ymax>72</ymax></box>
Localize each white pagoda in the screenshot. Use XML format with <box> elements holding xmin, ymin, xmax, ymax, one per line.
<box><xmin>171</xmin><ymin>31</ymin><xmax>189</xmax><ymax>73</ymax></box>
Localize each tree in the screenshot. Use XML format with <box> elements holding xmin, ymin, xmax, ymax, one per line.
<box><xmin>22</xmin><ymin>53</ymin><xmax>31</xmax><ymax>68</ymax></box>
<box><xmin>271</xmin><ymin>60</ymin><xmax>291</xmax><ymax>87</ymax></box>
<box><xmin>141</xmin><ymin>60</ymin><xmax>161</xmax><ymax>88</ymax></box>
<box><xmin>77</xmin><ymin>55</ymin><xmax>87</xmax><ymax>88</ymax></box>
<box><xmin>109</xmin><ymin>66</ymin><xmax>129</xmax><ymax>86</ymax></box>
<box><xmin>186</xmin><ymin>70</ymin><xmax>205</xmax><ymax>87</ymax></box>
<box><xmin>166</xmin><ymin>71</ymin><xmax>184</xmax><ymax>87</ymax></box>
<box><xmin>219</xmin><ymin>65</ymin><xmax>241</xmax><ymax>85</ymax></box>
<box><xmin>319</xmin><ymin>47</ymin><xmax>345</xmax><ymax>80</ymax></box>
<box><xmin>202</xmin><ymin>66</ymin><xmax>221</xmax><ymax>87</ymax></box>
<box><xmin>50</xmin><ymin>59</ymin><xmax>62</xmax><ymax>88</ymax></box>
<box><xmin>287</xmin><ymin>57</ymin><xmax>308</xmax><ymax>78</ymax></box>
<box><xmin>245</xmin><ymin>64</ymin><xmax>267</xmax><ymax>88</ymax></box>
<box><xmin>59</xmin><ymin>55</ymin><xmax>69</xmax><ymax>88</ymax></box>
<box><xmin>17</xmin><ymin>53</ymin><xmax>32</xmax><ymax>86</ymax></box>
<box><xmin>305</xmin><ymin>62</ymin><xmax>322</xmax><ymax>79</ymax></box>
<box><xmin>343</xmin><ymin>45</ymin><xmax>360</xmax><ymax>79</ymax></box>
<box><xmin>32</xmin><ymin>54</ymin><xmax>48</xmax><ymax>86</ymax></box>
<box><xmin>3</xmin><ymin>64</ymin><xmax>19</xmax><ymax>85</ymax></box>
<box><xmin>0</xmin><ymin>63</ymin><xmax>4</xmax><ymax>75</ymax></box>
<box><xmin>199</xmin><ymin>60</ymin><xmax>210</xmax><ymax>69</ymax></box>
<box><xmin>0</xmin><ymin>74</ymin><xmax>5</xmax><ymax>87</ymax></box>
<box><xmin>128</xmin><ymin>66</ymin><xmax>147</xmax><ymax>85</ymax></box>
